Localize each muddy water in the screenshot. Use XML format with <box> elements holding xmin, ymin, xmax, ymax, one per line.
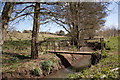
<box><xmin>45</xmin><ymin>55</ymin><xmax>91</xmax><ymax>78</ymax></box>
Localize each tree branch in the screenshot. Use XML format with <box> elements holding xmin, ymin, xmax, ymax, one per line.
<box><xmin>15</xmin><ymin>5</ymin><xmax>35</xmax><ymax>14</ymax></box>
<box><xmin>40</xmin><ymin>20</ymin><xmax>50</xmax><ymax>25</ymax></box>
<box><xmin>10</xmin><ymin>12</ymin><xmax>34</xmax><ymax>21</ymax></box>
<box><xmin>51</xmin><ymin>19</ymin><xmax>70</xmax><ymax>33</ymax></box>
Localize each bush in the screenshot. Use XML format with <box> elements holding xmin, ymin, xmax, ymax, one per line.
<box><xmin>31</xmin><ymin>68</ymin><xmax>42</xmax><ymax>76</ymax></box>
<box><xmin>41</xmin><ymin>60</ymin><xmax>52</xmax><ymax>70</ymax></box>
<box><xmin>10</xmin><ymin>57</ymin><xmax>19</xmax><ymax>63</ymax></box>
<box><xmin>101</xmin><ymin>51</ymin><xmax>110</xmax><ymax>58</ymax></box>
<box><xmin>50</xmin><ymin>57</ymin><xmax>58</xmax><ymax>63</ymax></box>
<box><xmin>41</xmin><ymin>60</ymin><xmax>53</xmax><ymax>75</ymax></box>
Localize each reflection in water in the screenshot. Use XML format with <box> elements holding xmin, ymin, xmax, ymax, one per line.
<box><xmin>45</xmin><ymin>55</ymin><xmax>91</xmax><ymax>78</ymax></box>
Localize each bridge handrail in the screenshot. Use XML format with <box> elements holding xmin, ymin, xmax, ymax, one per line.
<box><xmin>41</xmin><ymin>38</ymin><xmax>104</xmax><ymax>42</ymax></box>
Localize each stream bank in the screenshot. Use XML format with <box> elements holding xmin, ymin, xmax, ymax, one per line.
<box><xmin>45</xmin><ymin>55</ymin><xmax>91</xmax><ymax>78</ymax></box>
<box><xmin>2</xmin><ymin>53</ymin><xmax>87</xmax><ymax>79</ymax></box>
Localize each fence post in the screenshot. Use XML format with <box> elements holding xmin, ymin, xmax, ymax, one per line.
<box><xmin>59</xmin><ymin>41</ymin><xmax>60</xmax><ymax>50</ymax></box>
<box><xmin>46</xmin><ymin>41</ymin><xmax>48</xmax><ymax>50</ymax></box>
<box><xmin>73</xmin><ymin>41</ymin><xmax>74</xmax><ymax>53</ymax></box>
<box><xmin>100</xmin><ymin>38</ymin><xmax>104</xmax><ymax>53</ymax></box>
<box><xmin>54</xmin><ymin>41</ymin><xmax>56</xmax><ymax>52</ymax></box>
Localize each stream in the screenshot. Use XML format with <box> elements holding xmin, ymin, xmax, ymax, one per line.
<box><xmin>45</xmin><ymin>55</ymin><xmax>91</xmax><ymax>78</ymax></box>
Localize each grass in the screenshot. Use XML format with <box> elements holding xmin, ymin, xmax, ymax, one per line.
<box><xmin>5</xmin><ymin>33</ymin><xmax>66</xmax><ymax>41</ymax></box>
<box><xmin>3</xmin><ymin>40</ymin><xmax>31</xmax><ymax>51</ymax></box>
<box><xmin>68</xmin><ymin>36</ymin><xmax>119</xmax><ymax>79</ymax></box>
<box><xmin>105</xmin><ymin>36</ymin><xmax>119</xmax><ymax>51</ymax></box>
<box><xmin>69</xmin><ymin>54</ymin><xmax>119</xmax><ymax>78</ymax></box>
<box><xmin>30</xmin><ymin>68</ymin><xmax>43</xmax><ymax>76</ymax></box>
<box><xmin>2</xmin><ymin>33</ymin><xmax>64</xmax><ymax>73</ymax></box>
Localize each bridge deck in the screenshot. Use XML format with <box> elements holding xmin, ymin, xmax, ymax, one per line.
<box><xmin>46</xmin><ymin>50</ymin><xmax>93</xmax><ymax>55</ymax></box>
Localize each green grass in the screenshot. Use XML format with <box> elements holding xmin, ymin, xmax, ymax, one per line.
<box><xmin>68</xmin><ymin>36</ymin><xmax>119</xmax><ymax>79</ymax></box>
<box><xmin>3</xmin><ymin>40</ymin><xmax>31</xmax><ymax>50</ymax></box>
<box><xmin>69</xmin><ymin>54</ymin><xmax>119</xmax><ymax>78</ymax></box>
<box><xmin>30</xmin><ymin>68</ymin><xmax>43</xmax><ymax>76</ymax></box>
<box><xmin>105</xmin><ymin>36</ymin><xmax>119</xmax><ymax>51</ymax></box>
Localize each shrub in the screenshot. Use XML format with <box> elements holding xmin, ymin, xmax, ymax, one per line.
<box><xmin>31</xmin><ymin>68</ymin><xmax>42</xmax><ymax>76</ymax></box>
<box><xmin>101</xmin><ymin>50</ymin><xmax>110</xmax><ymax>58</ymax></box>
<box><xmin>50</xmin><ymin>57</ymin><xmax>58</xmax><ymax>63</ymax></box>
<box><xmin>41</xmin><ymin>60</ymin><xmax>52</xmax><ymax>70</ymax></box>
<box><xmin>10</xmin><ymin>57</ymin><xmax>19</xmax><ymax>63</ymax></box>
<box><xmin>41</xmin><ymin>60</ymin><xmax>53</xmax><ymax>74</ymax></box>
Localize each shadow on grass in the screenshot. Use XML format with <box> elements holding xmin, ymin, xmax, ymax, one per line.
<box><xmin>3</xmin><ymin>52</ymin><xmax>31</xmax><ymax>60</ymax></box>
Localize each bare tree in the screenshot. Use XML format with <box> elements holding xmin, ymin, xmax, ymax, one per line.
<box><xmin>31</xmin><ymin>2</ymin><xmax>41</xmax><ymax>59</ymax></box>
<box><xmin>49</xmin><ymin>2</ymin><xmax>109</xmax><ymax>49</ymax></box>
<box><xmin>2</xmin><ymin>2</ymin><xmax>16</xmax><ymax>43</ymax></box>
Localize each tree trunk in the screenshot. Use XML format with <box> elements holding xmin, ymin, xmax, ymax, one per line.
<box><xmin>31</xmin><ymin>3</ymin><xmax>41</xmax><ymax>59</ymax></box>
<box><xmin>0</xmin><ymin>16</ymin><xmax>2</xmax><ymax>74</ymax></box>
<box><xmin>76</xmin><ymin>25</ymin><xmax>81</xmax><ymax>49</ymax></box>
<box><xmin>2</xmin><ymin>2</ymin><xmax>15</xmax><ymax>43</ymax></box>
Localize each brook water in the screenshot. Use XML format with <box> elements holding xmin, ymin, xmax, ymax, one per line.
<box><xmin>45</xmin><ymin>55</ymin><xmax>91</xmax><ymax>78</ymax></box>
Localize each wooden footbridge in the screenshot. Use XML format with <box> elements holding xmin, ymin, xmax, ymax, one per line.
<box><xmin>40</xmin><ymin>38</ymin><xmax>104</xmax><ymax>55</ymax></box>
<box><xmin>46</xmin><ymin>50</ymin><xmax>93</xmax><ymax>55</ymax></box>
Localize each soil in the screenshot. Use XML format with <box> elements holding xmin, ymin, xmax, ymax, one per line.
<box><xmin>2</xmin><ymin>52</ymin><xmax>84</xmax><ymax>79</ymax></box>
<box><xmin>108</xmin><ymin>51</ymin><xmax>118</xmax><ymax>55</ymax></box>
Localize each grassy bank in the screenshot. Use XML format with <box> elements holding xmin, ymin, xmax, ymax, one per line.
<box><xmin>105</xmin><ymin>36</ymin><xmax>118</xmax><ymax>51</ymax></box>
<box><xmin>69</xmin><ymin>36</ymin><xmax>119</xmax><ymax>79</ymax></box>
<box><xmin>2</xmin><ymin>33</ymin><xmax>69</xmax><ymax>78</ymax></box>
<box><xmin>69</xmin><ymin>53</ymin><xmax>119</xmax><ymax>78</ymax></box>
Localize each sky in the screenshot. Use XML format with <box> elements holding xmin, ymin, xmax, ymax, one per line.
<box><xmin>104</xmin><ymin>2</ymin><xmax>118</xmax><ymax>30</ymax></box>
<box><xmin>2</xmin><ymin>1</ymin><xmax>118</xmax><ymax>33</ymax></box>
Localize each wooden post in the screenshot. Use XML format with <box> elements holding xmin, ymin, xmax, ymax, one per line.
<box><xmin>46</xmin><ymin>41</ymin><xmax>48</xmax><ymax>50</ymax></box>
<box><xmin>54</xmin><ymin>41</ymin><xmax>56</xmax><ymax>52</ymax></box>
<box><xmin>73</xmin><ymin>41</ymin><xmax>74</xmax><ymax>53</ymax></box>
<box><xmin>67</xmin><ymin>41</ymin><xmax>69</xmax><ymax>51</ymax></box>
<box><xmin>100</xmin><ymin>38</ymin><xmax>104</xmax><ymax>53</ymax></box>
<box><xmin>47</xmin><ymin>41</ymin><xmax>49</xmax><ymax>50</ymax></box>
<box><xmin>59</xmin><ymin>41</ymin><xmax>60</xmax><ymax>50</ymax></box>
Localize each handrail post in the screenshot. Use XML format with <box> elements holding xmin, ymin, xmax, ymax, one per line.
<box><xmin>46</xmin><ymin>41</ymin><xmax>48</xmax><ymax>50</ymax></box>
<box><xmin>100</xmin><ymin>38</ymin><xmax>104</xmax><ymax>53</ymax></box>
<box><xmin>67</xmin><ymin>41</ymin><xmax>69</xmax><ymax>51</ymax></box>
<box><xmin>54</xmin><ymin>41</ymin><xmax>56</xmax><ymax>52</ymax></box>
<box><xmin>59</xmin><ymin>41</ymin><xmax>60</xmax><ymax>50</ymax></box>
<box><xmin>73</xmin><ymin>41</ymin><xmax>74</xmax><ymax>53</ymax></box>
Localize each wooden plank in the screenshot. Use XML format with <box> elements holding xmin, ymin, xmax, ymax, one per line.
<box><xmin>46</xmin><ymin>50</ymin><xmax>93</xmax><ymax>55</ymax></box>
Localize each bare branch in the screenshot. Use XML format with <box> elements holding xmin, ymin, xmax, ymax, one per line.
<box><xmin>51</xmin><ymin>19</ymin><xmax>70</xmax><ymax>33</ymax></box>
<box><xmin>10</xmin><ymin>12</ymin><xmax>34</xmax><ymax>21</ymax></box>
<box><xmin>40</xmin><ymin>20</ymin><xmax>50</xmax><ymax>25</ymax></box>
<box><xmin>15</xmin><ymin>5</ymin><xmax>35</xmax><ymax>14</ymax></box>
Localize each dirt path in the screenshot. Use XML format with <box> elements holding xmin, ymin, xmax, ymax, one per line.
<box><xmin>109</xmin><ymin>51</ymin><xmax>118</xmax><ymax>55</ymax></box>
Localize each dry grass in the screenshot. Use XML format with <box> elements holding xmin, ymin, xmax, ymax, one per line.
<box><xmin>5</xmin><ymin>32</ymin><xmax>65</xmax><ymax>41</ymax></box>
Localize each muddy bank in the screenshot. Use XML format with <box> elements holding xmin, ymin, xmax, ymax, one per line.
<box><xmin>2</xmin><ymin>53</ymin><xmax>85</xmax><ymax>79</ymax></box>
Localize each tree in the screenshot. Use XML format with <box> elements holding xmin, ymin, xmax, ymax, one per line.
<box><xmin>1</xmin><ymin>2</ymin><xmax>110</xmax><ymax>58</ymax></box>
<box><xmin>31</xmin><ymin>2</ymin><xmax>41</xmax><ymax>59</ymax></box>
<box><xmin>50</xmin><ymin>2</ymin><xmax>109</xmax><ymax>49</ymax></box>
<box><xmin>2</xmin><ymin>2</ymin><xmax>16</xmax><ymax>43</ymax></box>
<box><xmin>1</xmin><ymin>2</ymin><xmax>58</xmax><ymax>59</ymax></box>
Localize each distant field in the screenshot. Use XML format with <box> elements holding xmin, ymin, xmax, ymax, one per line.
<box><xmin>5</xmin><ymin>33</ymin><xmax>67</xmax><ymax>41</ymax></box>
